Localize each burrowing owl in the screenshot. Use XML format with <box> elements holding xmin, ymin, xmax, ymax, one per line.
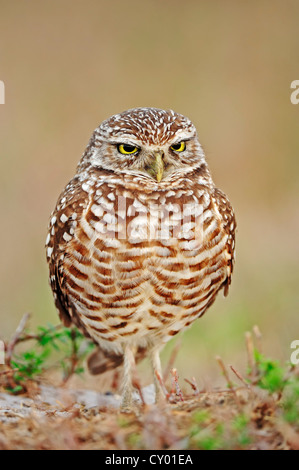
<box><xmin>46</xmin><ymin>108</ymin><xmax>236</xmax><ymax>408</ymax></box>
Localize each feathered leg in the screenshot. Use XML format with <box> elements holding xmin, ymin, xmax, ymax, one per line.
<box><xmin>121</xmin><ymin>344</ymin><xmax>136</xmax><ymax>410</ymax></box>
<box><xmin>151</xmin><ymin>345</ymin><xmax>166</xmax><ymax>402</ymax></box>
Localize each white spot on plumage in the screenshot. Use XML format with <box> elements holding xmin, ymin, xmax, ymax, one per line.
<box><xmin>91</xmin><ymin>204</ymin><xmax>104</xmax><ymax>218</ymax></box>
<box><xmin>94</xmin><ymin>222</ymin><xmax>107</xmax><ymax>234</ymax></box>
<box><xmin>47</xmin><ymin>246</ymin><xmax>53</xmax><ymax>258</ymax></box>
<box><xmin>104</xmin><ymin>238</ymin><xmax>121</xmax><ymax>248</ymax></box>
<box><xmin>155</xmin><ymin>246</ymin><xmax>171</xmax><ymax>257</ymax></box>
<box><xmin>60</xmin><ymin>213</ymin><xmax>68</xmax><ymax>223</ymax></box>
<box><xmin>97</xmin><ymin>197</ymin><xmax>114</xmax><ymax>211</ymax></box>
<box><xmin>103</xmin><ymin>213</ymin><xmax>117</xmax><ymax>224</ymax></box>
<box><xmin>63</xmin><ymin>232</ymin><xmax>72</xmax><ymax>242</ymax></box>
<box><xmin>127</xmin><ymin>205</ymin><xmax>135</xmax><ymax>217</ymax></box>
<box><xmin>82</xmin><ymin>182</ymin><xmax>90</xmax><ymax>192</ymax></box>
<box><xmin>133</xmin><ymin>199</ymin><xmax>146</xmax><ymax>211</ymax></box>
<box><xmin>107</xmin><ymin>192</ymin><xmax>115</xmax><ymax>201</ymax></box>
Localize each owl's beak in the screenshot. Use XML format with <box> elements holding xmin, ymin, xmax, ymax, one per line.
<box><xmin>145</xmin><ymin>151</ymin><xmax>164</xmax><ymax>182</ymax></box>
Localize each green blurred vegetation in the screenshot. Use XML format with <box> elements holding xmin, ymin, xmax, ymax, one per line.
<box><xmin>0</xmin><ymin>0</ymin><xmax>298</xmax><ymax>384</ymax></box>
<box><xmin>5</xmin><ymin>322</ymin><xmax>94</xmax><ymax>393</ymax></box>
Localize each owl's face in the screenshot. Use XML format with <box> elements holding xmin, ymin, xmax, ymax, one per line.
<box><xmin>82</xmin><ymin>108</ymin><xmax>207</xmax><ymax>182</ymax></box>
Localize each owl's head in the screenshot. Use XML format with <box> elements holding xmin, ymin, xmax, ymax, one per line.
<box><xmin>79</xmin><ymin>108</ymin><xmax>208</xmax><ymax>183</ymax></box>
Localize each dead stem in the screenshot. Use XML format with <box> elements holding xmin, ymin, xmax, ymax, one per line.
<box><xmin>245</xmin><ymin>331</ymin><xmax>255</xmax><ymax>377</ymax></box>
<box><xmin>184</xmin><ymin>376</ymin><xmax>199</xmax><ymax>395</ymax></box>
<box><xmin>229</xmin><ymin>365</ymin><xmax>251</xmax><ymax>389</ymax></box>
<box><xmin>215</xmin><ymin>355</ymin><xmax>241</xmax><ymax>408</ymax></box>
<box><xmin>155</xmin><ymin>371</ymin><xmax>170</xmax><ymax>400</ymax></box>
<box><xmin>6</xmin><ymin>313</ymin><xmax>31</xmax><ymax>367</ymax></box>
<box><xmin>170</xmin><ymin>368</ymin><xmax>184</xmax><ymax>402</ymax></box>
<box><xmin>61</xmin><ymin>328</ymin><xmax>79</xmax><ymax>385</ymax></box>
<box><xmin>163</xmin><ymin>338</ymin><xmax>182</xmax><ymax>383</ymax></box>
<box><xmin>253</xmin><ymin>325</ymin><xmax>263</xmax><ymax>355</ymax></box>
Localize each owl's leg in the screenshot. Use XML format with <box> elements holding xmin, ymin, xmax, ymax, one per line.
<box><xmin>151</xmin><ymin>346</ymin><xmax>166</xmax><ymax>402</ymax></box>
<box><xmin>121</xmin><ymin>344</ymin><xmax>136</xmax><ymax>410</ymax></box>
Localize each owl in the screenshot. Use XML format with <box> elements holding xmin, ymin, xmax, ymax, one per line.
<box><xmin>46</xmin><ymin>107</ymin><xmax>236</xmax><ymax>408</ymax></box>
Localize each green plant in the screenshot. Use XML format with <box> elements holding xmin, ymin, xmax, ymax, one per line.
<box><xmin>281</xmin><ymin>372</ymin><xmax>299</xmax><ymax>428</ymax></box>
<box><xmin>254</xmin><ymin>350</ymin><xmax>286</xmax><ymax>394</ymax></box>
<box><xmin>2</xmin><ymin>316</ymin><xmax>95</xmax><ymax>392</ymax></box>
<box><xmin>232</xmin><ymin>413</ymin><xmax>251</xmax><ymax>447</ymax></box>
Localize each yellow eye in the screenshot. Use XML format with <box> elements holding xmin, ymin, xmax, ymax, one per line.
<box><xmin>170</xmin><ymin>141</ymin><xmax>186</xmax><ymax>152</ymax></box>
<box><xmin>117</xmin><ymin>144</ymin><xmax>138</xmax><ymax>155</ymax></box>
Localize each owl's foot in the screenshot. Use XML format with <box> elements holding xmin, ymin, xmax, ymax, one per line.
<box><xmin>120</xmin><ymin>390</ymin><xmax>133</xmax><ymax>412</ymax></box>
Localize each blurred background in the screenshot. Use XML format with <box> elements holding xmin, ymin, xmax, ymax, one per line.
<box><xmin>0</xmin><ymin>0</ymin><xmax>298</xmax><ymax>389</ymax></box>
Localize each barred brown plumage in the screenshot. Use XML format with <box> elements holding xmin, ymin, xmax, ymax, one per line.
<box><xmin>46</xmin><ymin>107</ymin><xmax>236</xmax><ymax>408</ymax></box>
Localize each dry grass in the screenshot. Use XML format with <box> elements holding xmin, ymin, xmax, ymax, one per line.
<box><xmin>0</xmin><ymin>322</ymin><xmax>298</xmax><ymax>450</ymax></box>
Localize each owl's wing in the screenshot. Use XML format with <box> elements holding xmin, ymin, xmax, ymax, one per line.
<box><xmin>213</xmin><ymin>187</ymin><xmax>236</xmax><ymax>296</ymax></box>
<box><xmin>46</xmin><ymin>178</ymin><xmax>92</xmax><ymax>336</ymax></box>
<box><xmin>87</xmin><ymin>345</ymin><xmax>147</xmax><ymax>375</ymax></box>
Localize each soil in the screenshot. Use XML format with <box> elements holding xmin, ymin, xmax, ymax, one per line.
<box><xmin>0</xmin><ymin>381</ymin><xmax>297</xmax><ymax>450</ymax></box>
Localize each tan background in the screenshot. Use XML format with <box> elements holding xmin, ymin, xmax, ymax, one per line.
<box><xmin>0</xmin><ymin>0</ymin><xmax>298</xmax><ymax>387</ymax></box>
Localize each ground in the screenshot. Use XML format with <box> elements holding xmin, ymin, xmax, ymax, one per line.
<box><xmin>0</xmin><ymin>318</ymin><xmax>298</xmax><ymax>450</ymax></box>
<box><xmin>0</xmin><ymin>368</ymin><xmax>298</xmax><ymax>450</ymax></box>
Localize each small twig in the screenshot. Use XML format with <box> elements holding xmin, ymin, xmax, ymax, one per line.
<box><xmin>245</xmin><ymin>331</ymin><xmax>255</xmax><ymax>377</ymax></box>
<box><xmin>216</xmin><ymin>355</ymin><xmax>241</xmax><ymax>408</ymax></box>
<box><xmin>62</xmin><ymin>328</ymin><xmax>79</xmax><ymax>384</ymax></box>
<box><xmin>132</xmin><ymin>376</ymin><xmax>146</xmax><ymax>406</ymax></box>
<box><xmin>202</xmin><ymin>387</ymin><xmax>247</xmax><ymax>395</ymax></box>
<box><xmin>6</xmin><ymin>313</ymin><xmax>31</xmax><ymax>367</ymax></box>
<box><xmin>216</xmin><ymin>356</ymin><xmax>234</xmax><ymax>390</ymax></box>
<box><xmin>184</xmin><ymin>376</ymin><xmax>199</xmax><ymax>395</ymax></box>
<box><xmin>253</xmin><ymin>325</ymin><xmax>263</xmax><ymax>355</ymax></box>
<box><xmin>155</xmin><ymin>371</ymin><xmax>170</xmax><ymax>400</ymax></box>
<box><xmin>16</xmin><ymin>324</ymin><xmax>63</xmax><ymax>344</ymax></box>
<box><xmin>111</xmin><ymin>370</ymin><xmax>120</xmax><ymax>392</ymax></box>
<box><xmin>0</xmin><ymin>368</ymin><xmax>19</xmax><ymax>377</ymax></box>
<box><xmin>229</xmin><ymin>365</ymin><xmax>251</xmax><ymax>389</ymax></box>
<box><xmin>163</xmin><ymin>338</ymin><xmax>182</xmax><ymax>383</ymax></box>
<box><xmin>170</xmin><ymin>368</ymin><xmax>184</xmax><ymax>402</ymax></box>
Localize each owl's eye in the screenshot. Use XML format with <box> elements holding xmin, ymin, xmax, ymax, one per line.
<box><xmin>117</xmin><ymin>144</ymin><xmax>139</xmax><ymax>155</ymax></box>
<box><xmin>170</xmin><ymin>141</ymin><xmax>186</xmax><ymax>152</ymax></box>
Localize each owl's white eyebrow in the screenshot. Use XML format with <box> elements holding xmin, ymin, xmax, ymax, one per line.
<box><xmin>109</xmin><ymin>139</ymin><xmax>140</xmax><ymax>146</ymax></box>
<box><xmin>170</xmin><ymin>137</ymin><xmax>193</xmax><ymax>145</ymax></box>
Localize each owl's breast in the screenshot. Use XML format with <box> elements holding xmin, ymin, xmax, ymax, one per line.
<box><xmin>55</xmin><ymin>182</ymin><xmax>230</xmax><ymax>353</ymax></box>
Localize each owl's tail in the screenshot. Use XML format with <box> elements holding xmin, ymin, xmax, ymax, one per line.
<box><xmin>87</xmin><ymin>346</ymin><xmax>147</xmax><ymax>375</ymax></box>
